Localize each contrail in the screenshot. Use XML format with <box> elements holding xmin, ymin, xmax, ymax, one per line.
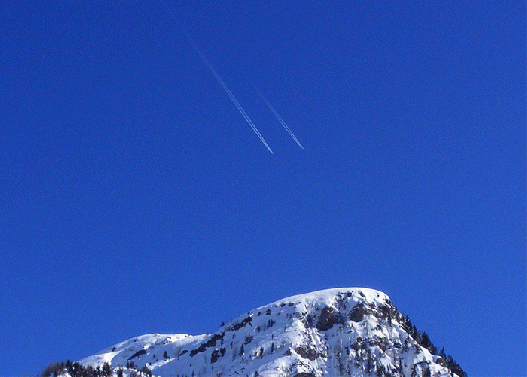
<box><xmin>250</xmin><ymin>82</ymin><xmax>304</xmax><ymax>149</ymax></box>
<box><xmin>159</xmin><ymin>1</ymin><xmax>273</xmax><ymax>153</ymax></box>
<box><xmin>187</xmin><ymin>38</ymin><xmax>274</xmax><ymax>154</ymax></box>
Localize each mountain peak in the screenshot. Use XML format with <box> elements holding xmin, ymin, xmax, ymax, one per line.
<box><xmin>265</xmin><ymin>287</ymin><xmax>390</xmax><ymax>308</ymax></box>
<box><xmin>47</xmin><ymin>288</ymin><xmax>465</xmax><ymax>377</ymax></box>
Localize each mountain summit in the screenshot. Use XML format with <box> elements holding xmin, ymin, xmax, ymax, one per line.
<box><xmin>46</xmin><ymin>288</ymin><xmax>465</xmax><ymax>377</ymax></box>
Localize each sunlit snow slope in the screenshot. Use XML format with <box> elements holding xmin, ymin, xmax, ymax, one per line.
<box><xmin>74</xmin><ymin>288</ymin><xmax>464</xmax><ymax>377</ymax></box>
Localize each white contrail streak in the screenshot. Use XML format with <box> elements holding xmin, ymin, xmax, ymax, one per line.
<box><xmin>159</xmin><ymin>2</ymin><xmax>273</xmax><ymax>153</ymax></box>
<box><xmin>189</xmin><ymin>40</ymin><xmax>274</xmax><ymax>154</ymax></box>
<box><xmin>250</xmin><ymin>82</ymin><xmax>304</xmax><ymax>149</ymax></box>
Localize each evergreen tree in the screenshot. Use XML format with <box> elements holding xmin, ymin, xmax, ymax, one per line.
<box><xmin>42</xmin><ymin>362</ymin><xmax>64</xmax><ymax>377</ymax></box>
<box><xmin>102</xmin><ymin>362</ymin><xmax>113</xmax><ymax>377</ymax></box>
<box><xmin>141</xmin><ymin>366</ymin><xmax>152</xmax><ymax>377</ymax></box>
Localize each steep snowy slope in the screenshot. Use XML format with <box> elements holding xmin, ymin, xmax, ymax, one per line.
<box><xmin>62</xmin><ymin>288</ymin><xmax>465</xmax><ymax>377</ymax></box>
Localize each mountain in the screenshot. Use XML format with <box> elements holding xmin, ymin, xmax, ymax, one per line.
<box><xmin>44</xmin><ymin>288</ymin><xmax>466</xmax><ymax>377</ymax></box>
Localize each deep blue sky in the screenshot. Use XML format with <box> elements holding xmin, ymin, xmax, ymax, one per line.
<box><xmin>1</xmin><ymin>1</ymin><xmax>525</xmax><ymax>376</ymax></box>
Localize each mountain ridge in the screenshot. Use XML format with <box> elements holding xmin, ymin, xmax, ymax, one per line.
<box><xmin>44</xmin><ymin>288</ymin><xmax>466</xmax><ymax>377</ymax></box>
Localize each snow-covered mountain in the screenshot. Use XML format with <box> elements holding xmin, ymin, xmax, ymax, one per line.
<box><xmin>46</xmin><ymin>288</ymin><xmax>465</xmax><ymax>377</ymax></box>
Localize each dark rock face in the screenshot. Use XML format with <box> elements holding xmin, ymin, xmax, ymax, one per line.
<box><xmin>349</xmin><ymin>303</ymin><xmax>368</xmax><ymax>322</ymax></box>
<box><xmin>316</xmin><ymin>306</ymin><xmax>345</xmax><ymax>331</ymax></box>
<box><xmin>227</xmin><ymin>316</ymin><xmax>252</xmax><ymax>331</ymax></box>
<box><xmin>190</xmin><ymin>332</ymin><xmax>225</xmax><ymax>357</ymax></box>
<box><xmin>127</xmin><ymin>349</ymin><xmax>146</xmax><ymax>360</ymax></box>
<box><xmin>295</xmin><ymin>346</ymin><xmax>317</xmax><ymax>361</ymax></box>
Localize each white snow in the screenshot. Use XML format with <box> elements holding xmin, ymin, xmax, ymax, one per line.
<box><xmin>72</xmin><ymin>288</ymin><xmax>462</xmax><ymax>377</ymax></box>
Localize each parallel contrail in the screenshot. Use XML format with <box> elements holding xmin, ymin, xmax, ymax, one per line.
<box><xmin>160</xmin><ymin>2</ymin><xmax>276</xmax><ymax>154</ymax></box>
<box><xmin>250</xmin><ymin>82</ymin><xmax>304</xmax><ymax>149</ymax></box>
<box><xmin>188</xmin><ymin>38</ymin><xmax>274</xmax><ymax>154</ymax></box>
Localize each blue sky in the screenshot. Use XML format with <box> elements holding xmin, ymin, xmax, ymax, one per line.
<box><xmin>1</xmin><ymin>1</ymin><xmax>525</xmax><ymax>376</ymax></box>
